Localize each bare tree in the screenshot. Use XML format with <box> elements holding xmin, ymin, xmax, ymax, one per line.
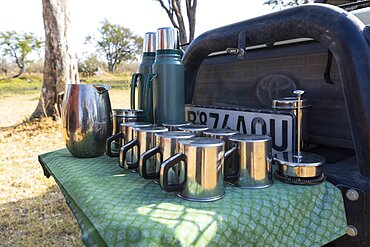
<box><xmin>154</xmin><ymin>0</ymin><xmax>197</xmax><ymax>47</ymax></box>
<box><xmin>31</xmin><ymin>0</ymin><xmax>79</xmax><ymax>119</ymax></box>
<box><xmin>0</xmin><ymin>31</ymin><xmax>42</xmax><ymax>79</ymax></box>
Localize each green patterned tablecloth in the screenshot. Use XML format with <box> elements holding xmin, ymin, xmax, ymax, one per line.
<box><xmin>39</xmin><ymin>148</ymin><xmax>347</xmax><ymax>247</ymax></box>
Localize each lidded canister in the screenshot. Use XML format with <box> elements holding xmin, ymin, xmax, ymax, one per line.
<box><xmin>152</xmin><ymin>27</ymin><xmax>185</xmax><ymax>125</ymax></box>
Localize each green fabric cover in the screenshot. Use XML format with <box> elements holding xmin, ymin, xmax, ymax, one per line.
<box><xmin>39</xmin><ymin>148</ymin><xmax>347</xmax><ymax>247</ymax></box>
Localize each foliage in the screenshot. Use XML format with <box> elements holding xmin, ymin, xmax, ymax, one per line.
<box><xmin>0</xmin><ymin>31</ymin><xmax>43</xmax><ymax>77</ymax></box>
<box><xmin>86</xmin><ymin>19</ymin><xmax>143</xmax><ymax>73</ymax></box>
<box><xmin>78</xmin><ymin>54</ymin><xmax>106</xmax><ymax>77</ymax></box>
<box><xmin>154</xmin><ymin>0</ymin><xmax>197</xmax><ymax>47</ymax></box>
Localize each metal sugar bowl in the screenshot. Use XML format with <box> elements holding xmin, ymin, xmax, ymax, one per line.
<box><xmin>273</xmin><ymin>90</ymin><xmax>326</xmax><ymax>184</ymax></box>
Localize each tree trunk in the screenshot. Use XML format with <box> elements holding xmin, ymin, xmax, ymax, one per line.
<box><xmin>172</xmin><ymin>0</ymin><xmax>188</xmax><ymax>45</ymax></box>
<box><xmin>108</xmin><ymin>63</ymin><xmax>115</xmax><ymax>73</ymax></box>
<box><xmin>31</xmin><ymin>0</ymin><xmax>79</xmax><ymax>120</ymax></box>
<box><xmin>186</xmin><ymin>0</ymin><xmax>197</xmax><ymax>44</ymax></box>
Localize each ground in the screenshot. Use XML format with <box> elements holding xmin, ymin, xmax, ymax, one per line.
<box><xmin>0</xmin><ymin>76</ymin><xmax>130</xmax><ymax>246</ymax></box>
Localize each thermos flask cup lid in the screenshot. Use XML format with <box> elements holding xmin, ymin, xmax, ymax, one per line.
<box><xmin>156</xmin><ymin>27</ymin><xmax>179</xmax><ymax>50</ymax></box>
<box><xmin>144</xmin><ymin>32</ymin><xmax>156</xmax><ymax>53</ymax></box>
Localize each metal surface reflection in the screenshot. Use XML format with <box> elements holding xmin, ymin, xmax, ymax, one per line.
<box><xmin>160</xmin><ymin>137</ymin><xmax>225</xmax><ymax>202</ymax></box>
<box><xmin>61</xmin><ymin>84</ymin><xmax>112</xmax><ymax>158</ymax></box>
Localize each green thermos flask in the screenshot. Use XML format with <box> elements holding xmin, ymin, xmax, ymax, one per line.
<box><xmin>130</xmin><ymin>32</ymin><xmax>156</xmax><ymax>113</ymax></box>
<box><xmin>149</xmin><ymin>27</ymin><xmax>185</xmax><ymax>125</ymax></box>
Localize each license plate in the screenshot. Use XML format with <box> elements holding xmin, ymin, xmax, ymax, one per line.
<box><xmin>185</xmin><ymin>105</ymin><xmax>294</xmax><ymax>154</ymax></box>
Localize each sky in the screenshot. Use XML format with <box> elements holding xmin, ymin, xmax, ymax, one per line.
<box><xmin>0</xmin><ymin>0</ymin><xmax>274</xmax><ymax>58</ymax></box>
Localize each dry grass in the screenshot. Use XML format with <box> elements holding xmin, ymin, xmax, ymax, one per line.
<box><xmin>0</xmin><ymin>88</ymin><xmax>130</xmax><ymax>246</ymax></box>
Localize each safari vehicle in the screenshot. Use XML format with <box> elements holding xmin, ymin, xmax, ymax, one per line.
<box><xmin>183</xmin><ymin>1</ymin><xmax>370</xmax><ymax>246</ymax></box>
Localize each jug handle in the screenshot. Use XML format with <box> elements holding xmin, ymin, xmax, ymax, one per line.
<box><xmin>119</xmin><ymin>139</ymin><xmax>140</xmax><ymax>169</ymax></box>
<box><xmin>140</xmin><ymin>146</ymin><xmax>162</xmax><ymax>179</ymax></box>
<box><xmin>160</xmin><ymin>153</ymin><xmax>186</xmax><ymax>192</ymax></box>
<box><xmin>224</xmin><ymin>146</ymin><xmax>238</xmax><ymax>180</ymax></box>
<box><xmin>130</xmin><ymin>73</ymin><xmax>141</xmax><ymax>109</ymax></box>
<box><xmin>93</xmin><ymin>84</ymin><xmax>111</xmax><ymax>94</ymax></box>
<box><xmin>56</xmin><ymin>91</ymin><xmax>65</xmax><ymax>117</ymax></box>
<box><xmin>106</xmin><ymin>132</ymin><xmax>125</xmax><ymax>157</ymax></box>
<box><xmin>143</xmin><ymin>74</ymin><xmax>157</xmax><ymax>123</ymax></box>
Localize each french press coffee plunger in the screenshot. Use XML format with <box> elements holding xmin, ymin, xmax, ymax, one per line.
<box><xmin>273</xmin><ymin>90</ymin><xmax>326</xmax><ymax>184</ymax></box>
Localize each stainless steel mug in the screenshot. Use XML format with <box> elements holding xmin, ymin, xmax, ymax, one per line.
<box><xmin>178</xmin><ymin>124</ymin><xmax>209</xmax><ymax>137</ymax></box>
<box><xmin>120</xmin><ymin>126</ymin><xmax>168</xmax><ymax>171</ymax></box>
<box><xmin>228</xmin><ymin>134</ymin><xmax>273</xmax><ymax>188</ymax></box>
<box><xmin>162</xmin><ymin>121</ymin><xmax>191</xmax><ymax>131</ymax></box>
<box><xmin>111</xmin><ymin>122</ymin><xmax>151</xmax><ymax>165</ymax></box>
<box><xmin>61</xmin><ymin>84</ymin><xmax>112</xmax><ymax>158</ymax></box>
<box><xmin>106</xmin><ymin>111</ymin><xmax>145</xmax><ymax>157</ymax></box>
<box><xmin>140</xmin><ymin>131</ymin><xmax>195</xmax><ymax>181</ymax></box>
<box><xmin>160</xmin><ymin>137</ymin><xmax>226</xmax><ymax>202</ymax></box>
<box><xmin>204</xmin><ymin>128</ymin><xmax>239</xmax><ymax>180</ymax></box>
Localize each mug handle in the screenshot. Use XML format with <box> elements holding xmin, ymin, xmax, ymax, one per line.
<box><xmin>140</xmin><ymin>146</ymin><xmax>162</xmax><ymax>179</ymax></box>
<box><xmin>160</xmin><ymin>153</ymin><xmax>186</xmax><ymax>192</ymax></box>
<box><xmin>106</xmin><ymin>132</ymin><xmax>125</xmax><ymax>157</ymax></box>
<box><xmin>130</xmin><ymin>73</ymin><xmax>141</xmax><ymax>109</ymax></box>
<box><xmin>119</xmin><ymin>139</ymin><xmax>140</xmax><ymax>169</ymax></box>
<box><xmin>56</xmin><ymin>91</ymin><xmax>65</xmax><ymax>117</ymax></box>
<box><xmin>224</xmin><ymin>146</ymin><xmax>238</xmax><ymax>180</ymax></box>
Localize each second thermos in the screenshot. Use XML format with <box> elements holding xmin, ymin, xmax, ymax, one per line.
<box><xmin>130</xmin><ymin>32</ymin><xmax>156</xmax><ymax>121</ymax></box>
<box><xmin>151</xmin><ymin>27</ymin><xmax>185</xmax><ymax>125</ymax></box>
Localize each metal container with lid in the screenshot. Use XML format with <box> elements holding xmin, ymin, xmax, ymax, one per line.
<box><xmin>151</xmin><ymin>27</ymin><xmax>185</xmax><ymax>125</ymax></box>
<box><xmin>204</xmin><ymin>128</ymin><xmax>239</xmax><ymax>179</ymax></box>
<box><xmin>120</xmin><ymin>126</ymin><xmax>168</xmax><ymax>171</ymax></box>
<box><xmin>106</xmin><ymin>109</ymin><xmax>145</xmax><ymax>157</ymax></box>
<box><xmin>178</xmin><ymin>124</ymin><xmax>209</xmax><ymax>137</ymax></box>
<box><xmin>228</xmin><ymin>134</ymin><xmax>273</xmax><ymax>189</ymax></box>
<box><xmin>272</xmin><ymin>94</ymin><xmax>310</xmax><ymax>153</ymax></box>
<box><xmin>160</xmin><ymin>137</ymin><xmax>226</xmax><ymax>202</ymax></box>
<box><xmin>273</xmin><ymin>90</ymin><xmax>326</xmax><ymax>184</ymax></box>
<box><xmin>113</xmin><ymin>109</ymin><xmax>144</xmax><ymax>129</ymax></box>
<box><xmin>156</xmin><ymin>27</ymin><xmax>179</xmax><ymax>50</ymax></box>
<box><xmin>140</xmin><ymin>131</ymin><xmax>195</xmax><ymax>182</ymax></box>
